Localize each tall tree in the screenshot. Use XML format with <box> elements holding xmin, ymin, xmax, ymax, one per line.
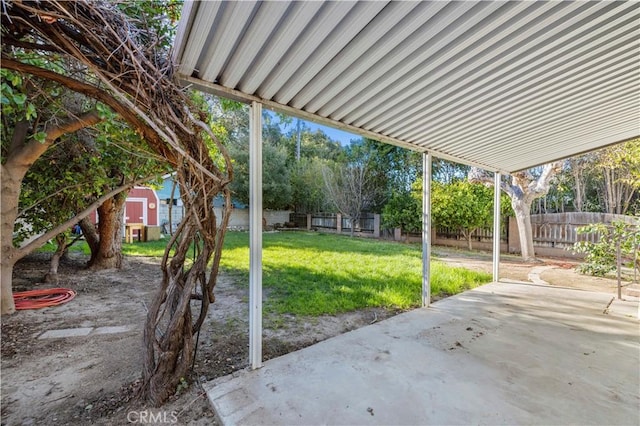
<box><xmin>83</xmin><ymin>115</ymin><xmax>168</xmax><ymax>269</ymax></box>
<box><xmin>567</xmin><ymin>153</ymin><xmax>597</xmax><ymax>212</ymax></box>
<box><xmin>432</xmin><ymin>158</ymin><xmax>470</xmax><ymax>184</ymax></box>
<box><xmin>290</xmin><ymin>157</ymin><xmax>333</xmax><ymax>213</ymax></box>
<box><xmin>322</xmin><ymin>160</ymin><xmax>375</xmax><ymax>237</ymax></box>
<box><xmin>2</xmin><ymin>1</ymin><xmax>232</xmax><ymax>406</ymax></box>
<box><xmin>469</xmin><ymin>162</ymin><xmax>562</xmax><ymax>261</ymax></box>
<box><xmin>596</xmin><ymin>139</ymin><xmax>640</xmax><ymax>215</ymax></box>
<box><xmin>347</xmin><ymin>139</ymin><xmax>421</xmax><ymax>212</ymax></box>
<box><xmin>230</xmin><ymin>141</ymin><xmax>292</xmax><ymax>209</ymax></box>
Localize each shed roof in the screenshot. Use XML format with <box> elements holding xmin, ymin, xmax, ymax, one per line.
<box><xmin>173</xmin><ymin>1</ymin><xmax>640</xmax><ymax>173</ymax></box>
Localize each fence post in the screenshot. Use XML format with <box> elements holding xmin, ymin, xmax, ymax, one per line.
<box><xmin>394</xmin><ymin>228</ymin><xmax>401</xmax><ymax>241</ymax></box>
<box><xmin>306</xmin><ymin>214</ymin><xmax>311</xmax><ymax>230</ymax></box>
<box><xmin>373</xmin><ymin>214</ymin><xmax>381</xmax><ymax>238</ymax></box>
<box><xmin>336</xmin><ymin>213</ymin><xmax>342</xmax><ymax>234</ymax></box>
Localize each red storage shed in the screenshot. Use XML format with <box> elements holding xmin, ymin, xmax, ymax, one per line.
<box><xmin>88</xmin><ymin>186</ymin><xmax>159</xmax><ymax>227</ymax></box>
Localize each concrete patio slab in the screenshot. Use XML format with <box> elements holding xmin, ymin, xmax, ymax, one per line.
<box><xmin>204</xmin><ymin>282</ymin><xmax>640</xmax><ymax>425</ymax></box>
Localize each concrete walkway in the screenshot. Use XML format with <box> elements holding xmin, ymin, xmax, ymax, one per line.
<box><xmin>205</xmin><ymin>282</ymin><xmax>639</xmax><ymax>425</ymax></box>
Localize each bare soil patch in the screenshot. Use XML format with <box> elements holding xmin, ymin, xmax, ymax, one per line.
<box><xmin>1</xmin><ymin>248</ymin><xmax>631</xmax><ymax>425</ymax></box>
<box><xmin>1</xmin><ymin>253</ymin><xmax>396</xmax><ymax>425</ymax></box>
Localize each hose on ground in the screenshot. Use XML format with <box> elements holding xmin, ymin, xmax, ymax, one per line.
<box><xmin>13</xmin><ymin>288</ymin><xmax>76</xmax><ymax>310</ymax></box>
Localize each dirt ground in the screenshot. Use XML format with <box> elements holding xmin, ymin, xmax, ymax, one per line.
<box><xmin>1</xmin><ymin>246</ymin><xmax>635</xmax><ymax>425</ymax></box>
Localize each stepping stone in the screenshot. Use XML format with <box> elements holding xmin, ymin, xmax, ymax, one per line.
<box><xmin>38</xmin><ymin>327</ymin><xmax>93</xmax><ymax>339</ymax></box>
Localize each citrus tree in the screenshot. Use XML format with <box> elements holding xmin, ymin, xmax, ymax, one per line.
<box><xmin>431</xmin><ymin>180</ymin><xmax>495</xmax><ymax>250</ymax></box>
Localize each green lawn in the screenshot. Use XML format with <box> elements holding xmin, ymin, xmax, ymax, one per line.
<box><xmin>219</xmin><ymin>231</ymin><xmax>491</xmax><ymax>315</ymax></box>
<box><xmin>40</xmin><ymin>231</ymin><xmax>491</xmax><ymax>316</ymax></box>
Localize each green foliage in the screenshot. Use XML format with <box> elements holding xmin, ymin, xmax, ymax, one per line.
<box><xmin>230</xmin><ymin>141</ymin><xmax>292</xmax><ymax>209</ymax></box>
<box><xmin>16</xmin><ymin>113</ymin><xmax>168</xmax><ymax>245</ymax></box>
<box><xmin>536</xmin><ymin>139</ymin><xmax>640</xmax><ymax>214</ymax></box>
<box><xmin>382</xmin><ymin>190</ymin><xmax>421</xmax><ymax>234</ymax></box>
<box><xmin>290</xmin><ymin>157</ymin><xmax>333</xmax><ymax>213</ymax></box>
<box><xmin>432</xmin><ymin>158</ymin><xmax>470</xmax><ymax>184</ymax></box>
<box><xmin>0</xmin><ymin>69</ymin><xmax>37</xmax><ymax>124</ymax></box>
<box><xmin>175</xmin><ymin>377</ymin><xmax>189</xmax><ymax>395</ymax></box>
<box><xmin>115</xmin><ymin>0</ymin><xmax>182</xmax><ymax>50</ymax></box>
<box><xmin>278</xmin><ymin>118</ymin><xmax>345</xmax><ymax>163</ymax></box>
<box><xmin>346</xmin><ymin>139</ymin><xmax>421</xmax><ymax>211</ymax></box>
<box><xmin>573</xmin><ymin>220</ymin><xmax>640</xmax><ymax>276</ymax></box>
<box><xmin>431</xmin><ymin>180</ymin><xmax>494</xmax><ymax>241</ymax></box>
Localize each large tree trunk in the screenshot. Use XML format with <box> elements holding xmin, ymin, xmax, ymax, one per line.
<box><xmin>1</xmin><ymin>259</ymin><xmax>16</xmax><ymax>315</ymax></box>
<box><xmin>1</xmin><ymin>123</ymin><xmax>31</xmax><ymax>314</ymax></box>
<box><xmin>89</xmin><ymin>193</ymin><xmax>127</xmax><ymax>269</ymax></box>
<box><xmin>512</xmin><ymin>199</ymin><xmax>536</xmax><ymax>262</ymax></box>
<box><xmin>469</xmin><ymin>162</ymin><xmax>561</xmax><ymax>263</ymax></box>
<box><xmin>0</xmin><ymin>163</ymin><xmax>23</xmax><ymax>314</ymax></box>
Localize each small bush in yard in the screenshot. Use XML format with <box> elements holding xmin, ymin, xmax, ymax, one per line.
<box><xmin>573</xmin><ymin>220</ymin><xmax>639</xmax><ymax>277</ymax></box>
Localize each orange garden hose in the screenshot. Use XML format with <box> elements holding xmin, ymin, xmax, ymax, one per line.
<box><xmin>13</xmin><ymin>288</ymin><xmax>76</xmax><ymax>310</ymax></box>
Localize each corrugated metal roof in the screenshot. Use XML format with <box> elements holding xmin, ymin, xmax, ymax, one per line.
<box><xmin>173</xmin><ymin>0</ymin><xmax>640</xmax><ymax>173</ymax></box>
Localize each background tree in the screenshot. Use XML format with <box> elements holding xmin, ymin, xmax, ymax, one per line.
<box><xmin>290</xmin><ymin>157</ymin><xmax>333</xmax><ymax>213</ymax></box>
<box><xmin>348</xmin><ymin>139</ymin><xmax>422</xmax><ymax>212</ymax></box>
<box><xmin>527</xmin><ymin>139</ymin><xmax>640</xmax><ymax>215</ymax></box>
<box><xmin>275</xmin><ymin>117</ymin><xmax>345</xmax><ymax>162</ymax></box>
<box><xmin>567</xmin><ymin>153</ymin><xmax>598</xmax><ymax>212</ymax></box>
<box><xmin>80</xmin><ymin>116</ymin><xmax>168</xmax><ymax>269</ymax></box>
<box><xmin>595</xmin><ymin>139</ymin><xmax>640</xmax><ymax>215</ymax></box>
<box><xmin>470</xmin><ymin>162</ymin><xmax>563</xmax><ymax>261</ymax></box>
<box><xmin>430</xmin><ymin>180</ymin><xmax>495</xmax><ymax>250</ymax></box>
<box><xmin>381</xmin><ymin>189</ymin><xmax>421</xmax><ymax>240</ymax></box>
<box><xmin>229</xmin><ymin>141</ymin><xmax>292</xmax><ymax>209</ymax></box>
<box><xmin>322</xmin><ymin>159</ymin><xmax>375</xmax><ymax>237</ymax></box>
<box><xmin>432</xmin><ymin>158</ymin><xmax>470</xmax><ymax>184</ymax></box>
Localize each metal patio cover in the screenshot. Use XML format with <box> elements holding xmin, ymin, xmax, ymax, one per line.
<box><xmin>173</xmin><ymin>1</ymin><xmax>640</xmax><ymax>173</ymax></box>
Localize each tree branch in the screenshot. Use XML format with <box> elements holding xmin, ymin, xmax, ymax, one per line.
<box><xmin>5</xmin><ymin>109</ymin><xmax>102</xmax><ymax>169</ymax></box>
<box><xmin>18</xmin><ymin>181</ymin><xmax>87</xmax><ymax>217</ymax></box>
<box><xmin>1</xmin><ymin>56</ymin><xmax>155</xmax><ymax>145</ymax></box>
<box><xmin>44</xmin><ymin>110</ymin><xmax>102</xmax><ymax>144</ymax></box>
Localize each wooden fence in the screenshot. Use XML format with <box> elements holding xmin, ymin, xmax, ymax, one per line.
<box><xmin>288</xmin><ymin>211</ymin><xmax>637</xmax><ymax>258</ymax></box>
<box><xmin>518</xmin><ymin>212</ymin><xmax>638</xmax><ymax>256</ymax></box>
<box><xmin>289</xmin><ymin>212</ymin><xmax>380</xmax><ymax>237</ymax></box>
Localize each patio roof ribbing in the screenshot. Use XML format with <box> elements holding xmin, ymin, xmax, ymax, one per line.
<box><xmin>173</xmin><ymin>0</ymin><xmax>640</xmax><ymax>173</ymax></box>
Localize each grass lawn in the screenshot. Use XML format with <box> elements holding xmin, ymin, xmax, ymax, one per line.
<box><xmin>220</xmin><ymin>231</ymin><xmax>491</xmax><ymax>315</ymax></box>
<box><xmin>40</xmin><ymin>231</ymin><xmax>491</xmax><ymax>316</ymax></box>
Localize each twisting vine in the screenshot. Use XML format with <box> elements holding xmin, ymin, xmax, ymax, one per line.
<box><xmin>1</xmin><ymin>0</ymin><xmax>233</xmax><ymax>405</ymax></box>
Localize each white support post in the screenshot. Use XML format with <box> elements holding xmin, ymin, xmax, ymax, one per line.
<box><xmin>493</xmin><ymin>172</ymin><xmax>501</xmax><ymax>282</ymax></box>
<box><xmin>249</xmin><ymin>101</ymin><xmax>263</xmax><ymax>369</ymax></box>
<box><xmin>422</xmin><ymin>152</ymin><xmax>432</xmax><ymax>307</ymax></box>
